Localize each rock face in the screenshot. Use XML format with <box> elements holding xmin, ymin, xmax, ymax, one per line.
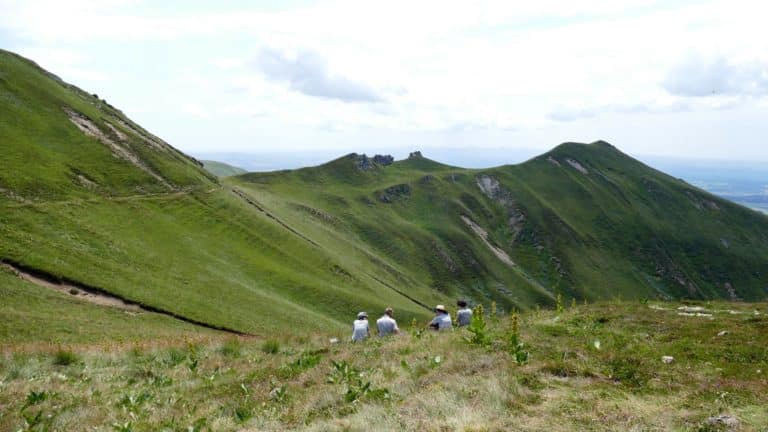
<box><xmin>376</xmin><ymin>184</ymin><xmax>411</xmax><ymax>203</ymax></box>
<box><xmin>372</xmin><ymin>154</ymin><xmax>394</xmax><ymax>166</ymax></box>
<box><xmin>475</xmin><ymin>175</ymin><xmax>526</xmax><ymax>243</ymax></box>
<box><xmin>350</xmin><ymin>153</ymin><xmax>394</xmax><ymax>170</ymax></box>
<box><xmin>409</xmin><ymin>151</ymin><xmax>423</xmax><ymax>159</ymax></box>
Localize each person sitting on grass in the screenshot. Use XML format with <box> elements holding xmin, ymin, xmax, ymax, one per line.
<box><xmin>376</xmin><ymin>307</ymin><xmax>400</xmax><ymax>337</ymax></box>
<box><xmin>351</xmin><ymin>312</ymin><xmax>370</xmax><ymax>342</ymax></box>
<box><xmin>456</xmin><ymin>300</ymin><xmax>473</xmax><ymax>327</ymax></box>
<box><xmin>429</xmin><ymin>305</ymin><xmax>453</xmax><ymax>331</ymax></box>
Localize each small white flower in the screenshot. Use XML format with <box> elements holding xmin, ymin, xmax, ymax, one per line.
<box><xmin>593</xmin><ymin>340</ymin><xmax>601</xmax><ymax>350</ymax></box>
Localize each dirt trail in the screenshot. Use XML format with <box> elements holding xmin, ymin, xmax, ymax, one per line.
<box><xmin>3</xmin><ymin>262</ymin><xmax>141</xmax><ymax>311</ymax></box>
<box><xmin>1</xmin><ymin>260</ymin><xmax>250</xmax><ymax>336</ymax></box>
<box><xmin>231</xmin><ymin>187</ymin><xmax>320</xmax><ymax>247</ymax></box>
<box><xmin>0</xmin><ymin>186</ymin><xmax>221</xmax><ymax>209</ymax></box>
<box><xmin>367</xmin><ymin>274</ymin><xmax>432</xmax><ymax>311</ymax></box>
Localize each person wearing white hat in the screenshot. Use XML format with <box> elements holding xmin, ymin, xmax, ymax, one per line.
<box><xmin>429</xmin><ymin>305</ymin><xmax>453</xmax><ymax>331</ymax></box>
<box><xmin>351</xmin><ymin>312</ymin><xmax>370</xmax><ymax>342</ymax></box>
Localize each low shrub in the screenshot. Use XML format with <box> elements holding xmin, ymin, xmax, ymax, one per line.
<box><xmin>53</xmin><ymin>349</ymin><xmax>78</xmax><ymax>366</ymax></box>
<box><xmin>261</xmin><ymin>339</ymin><xmax>280</xmax><ymax>354</ymax></box>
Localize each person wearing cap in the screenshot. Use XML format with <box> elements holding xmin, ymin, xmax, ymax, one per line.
<box><xmin>351</xmin><ymin>312</ymin><xmax>370</xmax><ymax>342</ymax></box>
<box><xmin>376</xmin><ymin>307</ymin><xmax>400</xmax><ymax>337</ymax></box>
<box><xmin>429</xmin><ymin>305</ymin><xmax>453</xmax><ymax>331</ymax></box>
<box><xmin>456</xmin><ymin>300</ymin><xmax>473</xmax><ymax>327</ymax></box>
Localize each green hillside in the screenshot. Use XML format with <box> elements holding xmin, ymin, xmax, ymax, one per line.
<box><xmin>0</xmin><ymin>50</ymin><xmax>441</xmax><ymax>339</ymax></box>
<box><xmin>231</xmin><ymin>145</ymin><xmax>768</xmax><ymax>307</ymax></box>
<box><xmin>202</xmin><ymin>160</ymin><xmax>247</xmax><ymax>177</ymax></box>
<box><xmin>1</xmin><ymin>49</ymin><xmax>767</xmax><ymax>344</ymax></box>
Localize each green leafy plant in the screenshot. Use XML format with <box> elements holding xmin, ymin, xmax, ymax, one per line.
<box><xmin>277</xmin><ymin>351</ymin><xmax>322</xmax><ymax>379</ymax></box>
<box><xmin>410</xmin><ymin>318</ymin><xmax>426</xmax><ymax>339</ymax></box>
<box><xmin>269</xmin><ymin>385</ymin><xmax>288</xmax><ymax>404</ymax></box>
<box><xmin>25</xmin><ymin>390</ymin><xmax>48</xmax><ymax>407</ymax></box>
<box><xmin>507</xmin><ymin>312</ymin><xmax>529</xmax><ymax>365</ymax></box>
<box><xmin>117</xmin><ymin>391</ymin><xmax>153</xmax><ymax>410</ymax></box>
<box><xmin>327</xmin><ymin>360</ymin><xmax>388</xmax><ymax>403</ymax></box>
<box><xmin>465</xmin><ymin>304</ymin><xmax>491</xmax><ymax>347</ymax></box>
<box><xmin>186</xmin><ymin>343</ymin><xmax>200</xmax><ymax>373</ymax></box>
<box><xmin>165</xmin><ymin>348</ymin><xmax>187</xmax><ymax>367</ymax></box>
<box><xmin>21</xmin><ymin>410</ymin><xmax>44</xmax><ymax>429</ymax></box>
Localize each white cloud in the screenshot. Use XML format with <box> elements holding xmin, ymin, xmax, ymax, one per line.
<box><xmin>180</xmin><ymin>103</ymin><xmax>210</xmax><ymax>119</ymax></box>
<box><xmin>2</xmin><ymin>0</ymin><xmax>768</xmax><ymax>159</ymax></box>
<box><xmin>663</xmin><ymin>55</ymin><xmax>768</xmax><ymax>97</ymax></box>
<box><xmin>254</xmin><ymin>48</ymin><xmax>382</xmax><ymax>103</ymax></box>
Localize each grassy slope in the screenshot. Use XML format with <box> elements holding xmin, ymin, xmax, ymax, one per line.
<box><xmin>0</xmin><ymin>189</ymin><xmax>439</xmax><ymax>335</ymax></box>
<box><xmin>0</xmin><ymin>268</ymin><xmax>215</xmax><ymax>347</ymax></box>
<box><xmin>202</xmin><ymin>160</ymin><xmax>248</xmax><ymax>177</ymax></box>
<box><xmin>231</xmin><ymin>145</ymin><xmax>768</xmax><ymax>309</ymax></box>
<box><xmin>2</xmin><ymin>48</ymin><xmax>767</xmax><ymax>344</ymax></box>
<box><xmin>0</xmin><ymin>50</ymin><xmax>216</xmax><ymax>200</ymax></box>
<box><xmin>0</xmin><ymin>50</ymin><xmax>440</xmax><ymax>338</ymax></box>
<box><xmin>1</xmin><ymin>301</ymin><xmax>766</xmax><ymax>431</ymax></box>
<box><xmin>231</xmin><ymin>155</ymin><xmax>557</xmax><ymax>315</ymax></box>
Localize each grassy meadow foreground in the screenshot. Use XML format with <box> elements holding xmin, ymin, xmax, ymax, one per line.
<box><xmin>2</xmin><ymin>301</ymin><xmax>767</xmax><ymax>431</ymax></box>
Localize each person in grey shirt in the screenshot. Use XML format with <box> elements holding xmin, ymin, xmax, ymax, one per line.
<box><xmin>429</xmin><ymin>305</ymin><xmax>453</xmax><ymax>331</ymax></box>
<box><xmin>456</xmin><ymin>300</ymin><xmax>473</xmax><ymax>327</ymax></box>
<box><xmin>376</xmin><ymin>307</ymin><xmax>400</xmax><ymax>337</ymax></box>
<box><xmin>351</xmin><ymin>312</ymin><xmax>370</xmax><ymax>342</ymax></box>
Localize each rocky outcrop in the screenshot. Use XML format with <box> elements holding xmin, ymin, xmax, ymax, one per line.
<box><xmin>372</xmin><ymin>154</ymin><xmax>394</xmax><ymax>166</ymax></box>
<box><xmin>476</xmin><ymin>175</ymin><xmax>526</xmax><ymax>242</ymax></box>
<box><xmin>376</xmin><ymin>183</ymin><xmax>411</xmax><ymax>203</ymax></box>
<box><xmin>65</xmin><ymin>107</ymin><xmax>174</xmax><ymax>190</ymax></box>
<box><xmin>349</xmin><ymin>153</ymin><xmax>394</xmax><ymax>170</ymax></box>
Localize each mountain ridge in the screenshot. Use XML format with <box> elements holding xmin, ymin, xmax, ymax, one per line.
<box><xmin>2</xmin><ymin>49</ymin><xmax>767</xmax><ymax>341</ymax></box>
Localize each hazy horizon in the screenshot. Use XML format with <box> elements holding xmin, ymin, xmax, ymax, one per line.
<box><xmin>195</xmin><ymin>147</ymin><xmax>768</xmax><ymax>214</ymax></box>
<box><xmin>193</xmin><ymin>146</ymin><xmax>768</xmax><ymax>172</ymax></box>
<box><xmin>2</xmin><ymin>0</ymin><xmax>767</xmax><ymax>162</ymax></box>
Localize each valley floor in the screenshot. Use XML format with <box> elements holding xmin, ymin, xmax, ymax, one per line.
<box><xmin>2</xmin><ymin>301</ymin><xmax>767</xmax><ymax>431</ymax></box>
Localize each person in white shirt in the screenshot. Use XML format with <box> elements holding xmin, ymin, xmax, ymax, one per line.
<box><xmin>351</xmin><ymin>312</ymin><xmax>370</xmax><ymax>342</ymax></box>
<box><xmin>376</xmin><ymin>307</ymin><xmax>400</xmax><ymax>337</ymax></box>
<box><xmin>456</xmin><ymin>300</ymin><xmax>473</xmax><ymax>327</ymax></box>
<box><xmin>429</xmin><ymin>305</ymin><xmax>453</xmax><ymax>331</ymax></box>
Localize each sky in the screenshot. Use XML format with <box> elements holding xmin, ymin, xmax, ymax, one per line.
<box><xmin>1</xmin><ymin>0</ymin><xmax>767</xmax><ymax>167</ymax></box>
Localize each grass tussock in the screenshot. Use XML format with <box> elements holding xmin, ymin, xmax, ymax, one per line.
<box><xmin>261</xmin><ymin>339</ymin><xmax>281</xmax><ymax>354</ymax></box>
<box><xmin>1</xmin><ymin>301</ymin><xmax>767</xmax><ymax>431</ymax></box>
<box><xmin>51</xmin><ymin>349</ymin><xmax>78</xmax><ymax>366</ymax></box>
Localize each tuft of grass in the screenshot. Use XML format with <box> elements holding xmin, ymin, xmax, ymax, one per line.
<box><xmin>261</xmin><ymin>339</ymin><xmax>281</xmax><ymax>354</ymax></box>
<box><xmin>52</xmin><ymin>349</ymin><xmax>78</xmax><ymax>366</ymax></box>
<box><xmin>219</xmin><ymin>338</ymin><xmax>242</xmax><ymax>358</ymax></box>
